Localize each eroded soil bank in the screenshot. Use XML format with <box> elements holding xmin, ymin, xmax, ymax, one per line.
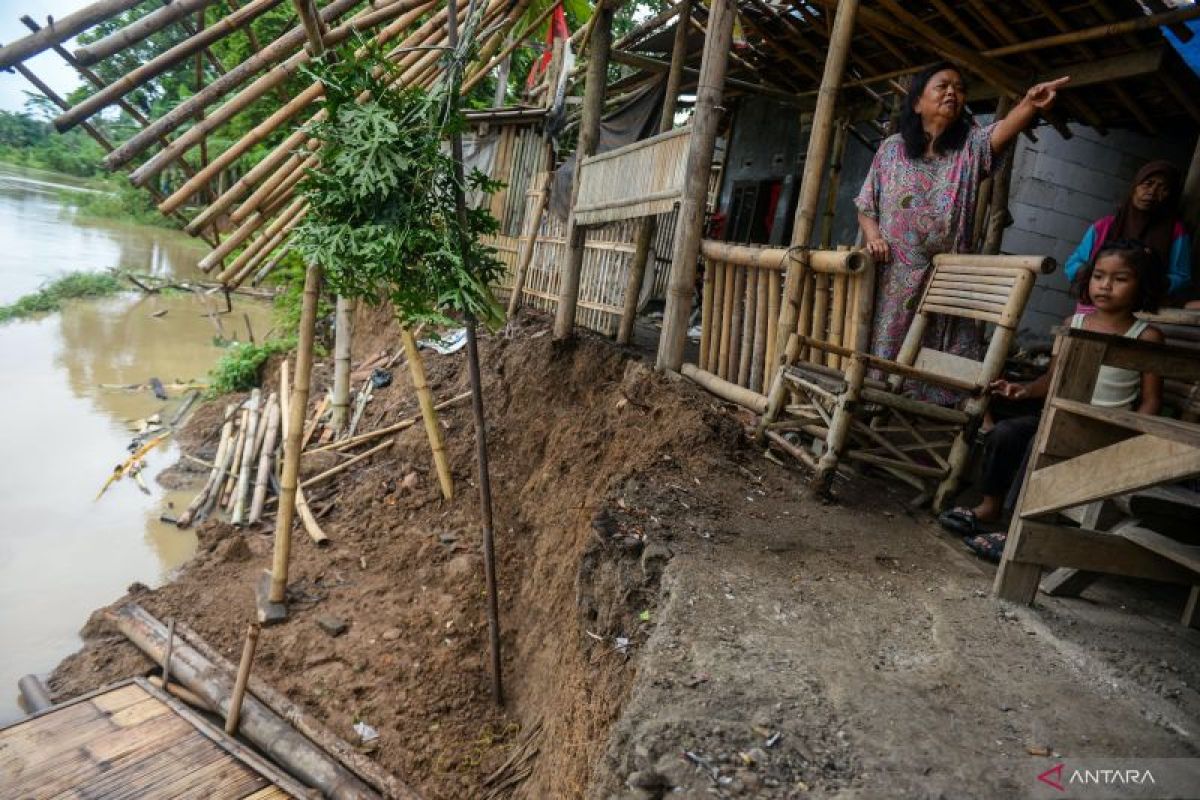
<box><xmin>48</xmin><ymin>310</ymin><xmax>1200</xmax><ymax>799</ymax></box>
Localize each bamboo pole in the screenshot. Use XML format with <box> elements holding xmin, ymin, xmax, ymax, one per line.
<box><xmin>269</xmin><ymin>264</ymin><xmax>321</xmax><ymax>605</ymax></box>
<box><xmin>331</xmin><ymin>297</ymin><xmax>354</xmax><ymax>435</ymax></box>
<box><xmin>173</xmin><ymin>622</ymin><xmax>414</xmax><ymax>798</ymax></box>
<box><xmin>553</xmin><ymin>0</ymin><xmax>614</xmax><ymax>339</ymax></box>
<box><xmin>177</xmin><ymin>404</ymin><xmax>235</xmax><ymax>527</ymax></box>
<box><xmin>112</xmin><ymin>605</ymin><xmax>378</xmax><ymax>799</ymax></box>
<box><xmin>278</xmin><ymin>363</ymin><xmax>329</xmax><ymax>545</ymax></box>
<box><xmin>0</xmin><ymin>0</ymin><xmax>144</xmax><ymax>70</ymax></box>
<box><xmin>772</xmin><ymin>0</ymin><xmax>859</xmax><ymax>364</ymax></box>
<box><xmin>96</xmin><ymin>0</ymin><xmax>362</xmax><ymax>167</ymax></box>
<box><xmin>198</xmin><ymin>211</ymin><xmax>266</xmax><ymax>272</ymax></box>
<box><xmin>617</xmin><ymin>0</ymin><xmax>690</xmax><ymax>346</ymax></box>
<box><xmin>983</xmin><ymin>100</ymin><xmax>1017</xmax><ymax>255</ymax></box>
<box><xmin>507</xmin><ymin>171</ymin><xmax>550</xmax><ymax>316</ymax></box>
<box><xmin>248</xmin><ymin>395</ymin><xmax>280</xmax><ymax>524</ymax></box>
<box><xmin>307</xmin><ymin>391</ymin><xmax>470</xmax><ymax>453</ymax></box>
<box><xmin>221</xmin><ymin>406</ymin><xmax>250</xmax><ymax>508</ymax></box>
<box><xmin>231</xmin><ymin>389</ymin><xmax>263</xmax><ymax>524</ymax></box>
<box><xmin>217</xmin><ymin>200</ymin><xmax>308</xmax><ymax>282</ymax></box>
<box><xmin>226</xmin><ymin>211</ymin><xmax>308</xmax><ymax>289</ymax></box>
<box><xmin>656</xmin><ymin>0</ymin><xmax>735</xmax><ymax>371</ymax></box>
<box><xmin>225</xmin><ymin>623</ymin><xmax>260</xmax><ymax>735</ymax></box>
<box><xmin>460</xmin><ymin>0</ymin><xmax>555</xmax><ymax>94</ymax></box>
<box><xmin>400</xmin><ymin>328</ymin><xmax>453</xmax><ymax>499</ymax></box>
<box><xmin>73</xmin><ymin>0</ymin><xmax>222</xmax><ymax>66</ymax></box>
<box><xmin>300</xmin><ymin>440</ymin><xmax>392</xmax><ymax>490</ymax></box>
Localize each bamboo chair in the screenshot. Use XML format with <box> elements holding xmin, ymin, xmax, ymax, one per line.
<box><xmin>763</xmin><ymin>253</ymin><xmax>1053</xmax><ymax>511</ymax></box>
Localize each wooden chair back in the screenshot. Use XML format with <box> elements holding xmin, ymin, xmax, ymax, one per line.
<box><xmin>889</xmin><ymin>254</ymin><xmax>1053</xmax><ymax>393</ymax></box>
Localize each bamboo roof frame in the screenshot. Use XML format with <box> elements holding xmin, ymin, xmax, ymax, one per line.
<box><xmin>1</xmin><ymin>0</ymin><xmax>1197</xmax><ymax>283</ymax></box>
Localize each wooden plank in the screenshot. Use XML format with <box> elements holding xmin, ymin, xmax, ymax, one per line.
<box><xmin>109</xmin><ymin>697</ymin><xmax>172</xmax><ymax>727</ymax></box>
<box><xmin>1050</xmin><ymin>398</ymin><xmax>1200</xmax><ymax>450</ymax></box>
<box><xmin>90</xmin><ymin>684</ymin><xmax>151</xmax><ymax>714</ymax></box>
<box><xmin>1120</xmin><ymin>528</ymin><xmax>1200</xmax><ymax>574</ymax></box>
<box><xmin>1007</xmin><ymin>521</ymin><xmax>1198</xmax><ymax>584</ymax></box>
<box><xmin>71</xmin><ymin>735</ymin><xmax>223</xmax><ymax>800</ymax></box>
<box><xmin>913</xmin><ymin>347</ymin><xmax>980</xmax><ymax>385</ymax></box>
<box><xmin>920</xmin><ymin>302</ymin><xmax>1002</xmax><ymax>324</ymax></box>
<box><xmin>242</xmin><ymin>788</ymin><xmax>293</xmax><ymax>800</ymax></box>
<box><xmin>1023</xmin><ymin>435</ymin><xmax>1200</xmax><ymax>518</ymax></box>
<box><xmin>1059</xmin><ymin>327</ymin><xmax>1200</xmax><ymax>382</ymax></box>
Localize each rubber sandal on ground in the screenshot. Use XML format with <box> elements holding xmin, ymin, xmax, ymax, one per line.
<box><xmin>963</xmin><ymin>532</ymin><xmax>1007</xmax><ymax>563</ymax></box>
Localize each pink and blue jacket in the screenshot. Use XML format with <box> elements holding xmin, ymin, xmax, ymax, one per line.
<box><xmin>1064</xmin><ymin>214</ymin><xmax>1192</xmax><ymax>296</ymax></box>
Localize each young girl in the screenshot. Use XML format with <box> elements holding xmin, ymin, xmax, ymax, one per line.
<box><xmin>939</xmin><ymin>240</ymin><xmax>1165</xmax><ymax>560</ymax></box>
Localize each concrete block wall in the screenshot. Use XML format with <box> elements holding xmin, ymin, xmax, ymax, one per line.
<box><xmin>999</xmin><ymin>123</ymin><xmax>1194</xmax><ymax>345</ymax></box>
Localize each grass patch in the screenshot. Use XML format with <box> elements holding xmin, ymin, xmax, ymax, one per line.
<box><xmin>0</xmin><ymin>271</ymin><xmax>126</xmax><ymax>323</ymax></box>
<box><xmin>207</xmin><ymin>338</ymin><xmax>297</xmax><ymax>397</ymax></box>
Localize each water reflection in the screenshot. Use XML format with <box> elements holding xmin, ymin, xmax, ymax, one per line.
<box><xmin>0</xmin><ymin>164</ymin><xmax>275</xmax><ymax>724</ymax></box>
<box><xmin>0</xmin><ymin>164</ymin><xmax>207</xmax><ymax>304</ymax></box>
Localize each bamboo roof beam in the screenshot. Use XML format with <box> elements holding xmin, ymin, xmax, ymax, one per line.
<box><xmin>742</xmin><ymin>1</ymin><xmax>820</xmax><ymax>82</ymax></box>
<box><xmin>292</xmin><ymin>0</ymin><xmax>328</xmax><ymax>55</ymax></box>
<box><xmin>198</xmin><ymin>209</ymin><xmax>271</xmax><ymax>271</ymax></box>
<box><xmin>97</xmin><ymin>0</ymin><xmax>367</xmax><ymax>170</ymax></box>
<box><xmin>961</xmin><ymin>0</ymin><xmax>1101</xmax><ymax>135</ymax></box>
<box><xmin>217</xmin><ymin>199</ymin><xmax>308</xmax><ymax>283</ymax></box>
<box><xmin>73</xmin><ymin>0</ymin><xmax>219</xmax><ymax>66</ymax></box>
<box><xmin>614</xmin><ymin>0</ymin><xmax>683</xmax><ymax>50</ymax></box>
<box><xmin>462</xmin><ymin>0</ymin><xmax>557</xmax><ymax>93</ymax></box>
<box><xmin>52</xmin><ymin>0</ymin><xmax>284</xmax><ymax>135</ymax></box>
<box><xmin>1021</xmin><ymin>0</ymin><xmax>1153</xmax><ymax>135</ymax></box>
<box><xmin>183</xmin><ymin>132</ymin><xmax>314</xmax><ymax>232</ymax></box>
<box><xmin>0</xmin><ymin>0</ymin><xmax>144</xmax><ymax>70</ymax></box>
<box><xmin>685</xmin><ymin>13</ymin><xmax>796</xmax><ymax>95</ymax></box>
<box><xmin>985</xmin><ymin>3</ymin><xmax>1200</xmax><ymax>57</ymax></box>
<box><xmin>609</xmin><ymin>49</ymin><xmax>807</xmax><ymax>106</ymax></box>
<box><xmin>231</xmin><ymin>150</ymin><xmax>315</xmax><ymax>224</ymax></box>
<box><xmin>18</xmin><ymin>15</ymin><xmax>204</xmax><ymax>180</ymax></box>
<box><xmin>126</xmin><ymin>0</ymin><xmax>432</xmax><ymax>185</ymax></box>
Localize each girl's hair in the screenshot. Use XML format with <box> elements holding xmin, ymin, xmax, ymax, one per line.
<box><xmin>899</xmin><ymin>62</ymin><xmax>971</xmax><ymax>159</ymax></box>
<box><xmin>1074</xmin><ymin>238</ymin><xmax>1165</xmax><ymax>312</ymax></box>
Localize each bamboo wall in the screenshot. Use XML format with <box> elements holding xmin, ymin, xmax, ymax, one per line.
<box><xmin>485</xmin><ymin>125</ymin><xmax>549</xmax><ymax>237</ymax></box>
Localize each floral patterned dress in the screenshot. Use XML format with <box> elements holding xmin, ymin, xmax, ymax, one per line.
<box><xmin>854</xmin><ymin>123</ymin><xmax>1000</xmax><ymax>401</ymax></box>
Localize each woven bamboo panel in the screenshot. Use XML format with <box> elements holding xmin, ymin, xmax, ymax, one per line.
<box><xmin>574</xmin><ymin>127</ymin><xmax>691</xmax><ymax>226</ymax></box>
<box><xmin>0</xmin><ymin>682</ymin><xmax>292</xmax><ymax>799</ymax></box>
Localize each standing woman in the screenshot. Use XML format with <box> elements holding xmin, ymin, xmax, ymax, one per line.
<box><xmin>854</xmin><ymin>62</ymin><xmax>1068</xmax><ymax>397</ymax></box>
<box><xmin>1063</xmin><ymin>160</ymin><xmax>1192</xmax><ymax>306</ymax></box>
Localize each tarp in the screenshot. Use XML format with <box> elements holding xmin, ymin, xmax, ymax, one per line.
<box><xmin>547</xmin><ymin>75</ymin><xmax>666</xmax><ymax>220</ymax></box>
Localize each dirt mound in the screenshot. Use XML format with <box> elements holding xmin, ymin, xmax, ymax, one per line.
<box><xmin>51</xmin><ymin>309</ymin><xmax>742</xmax><ymax>799</ymax></box>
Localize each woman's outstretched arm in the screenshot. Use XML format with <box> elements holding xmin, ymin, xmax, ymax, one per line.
<box><xmin>990</xmin><ymin>76</ymin><xmax>1071</xmax><ymax>154</ymax></box>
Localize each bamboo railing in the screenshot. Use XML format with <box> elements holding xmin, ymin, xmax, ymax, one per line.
<box><xmin>689</xmin><ymin>240</ymin><xmax>872</xmax><ymax>401</ymax></box>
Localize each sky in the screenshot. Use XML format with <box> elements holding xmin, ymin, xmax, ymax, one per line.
<box><xmin>0</xmin><ymin>0</ymin><xmax>97</xmax><ymax>114</ymax></box>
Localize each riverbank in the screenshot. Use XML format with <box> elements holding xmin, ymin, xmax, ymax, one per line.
<box><xmin>43</xmin><ymin>308</ymin><xmax>1200</xmax><ymax>798</ymax></box>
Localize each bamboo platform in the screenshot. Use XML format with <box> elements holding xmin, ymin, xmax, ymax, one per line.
<box><xmin>0</xmin><ymin>678</ymin><xmax>307</xmax><ymax>799</ymax></box>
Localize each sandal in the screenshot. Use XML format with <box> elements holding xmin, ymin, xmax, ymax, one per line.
<box><xmin>938</xmin><ymin>507</ymin><xmax>981</xmax><ymax>537</ymax></box>
<box><xmin>963</xmin><ymin>532</ymin><xmax>1007</xmax><ymax>563</ymax></box>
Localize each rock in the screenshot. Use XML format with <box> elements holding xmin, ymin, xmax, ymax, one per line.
<box><xmin>627</xmin><ymin>770</ymin><xmax>671</xmax><ymax>791</ymax></box>
<box><xmin>317</xmin><ymin>616</ymin><xmax>348</xmax><ymax>637</ymax></box>
<box><xmin>640</xmin><ymin>541</ymin><xmax>673</xmax><ymax>580</ymax></box>
<box><xmin>746</xmin><ymin>747</ymin><xmax>769</xmax><ymax>767</ymax></box>
<box><xmin>381</xmin><ymin>628</ymin><xmax>401</xmax><ymax>641</ymax></box>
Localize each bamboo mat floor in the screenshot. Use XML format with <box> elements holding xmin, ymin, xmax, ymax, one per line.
<box><xmin>0</xmin><ymin>679</ymin><xmax>297</xmax><ymax>799</ymax></box>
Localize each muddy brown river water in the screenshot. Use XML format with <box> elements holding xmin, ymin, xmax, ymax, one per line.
<box><xmin>0</xmin><ymin>165</ymin><xmax>273</xmax><ymax>723</ymax></box>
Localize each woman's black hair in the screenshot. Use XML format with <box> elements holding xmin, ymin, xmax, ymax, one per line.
<box><xmin>1074</xmin><ymin>238</ymin><xmax>1166</xmax><ymax>313</ymax></box>
<box><xmin>899</xmin><ymin>61</ymin><xmax>971</xmax><ymax>160</ymax></box>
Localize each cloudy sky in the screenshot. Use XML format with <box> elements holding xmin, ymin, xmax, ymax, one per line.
<box><xmin>0</xmin><ymin>0</ymin><xmax>93</xmax><ymax>114</ymax></box>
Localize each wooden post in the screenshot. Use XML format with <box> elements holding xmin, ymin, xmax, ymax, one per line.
<box><xmin>1182</xmin><ymin>132</ymin><xmax>1200</xmax><ymax>229</ymax></box>
<box><xmin>226</xmin><ymin>623</ymin><xmax>260</xmax><ymax>735</ymax></box>
<box><xmin>268</xmin><ymin>263</ymin><xmax>321</xmax><ymax>608</ymax></box>
<box><xmin>655</xmin><ymin>0</ymin><xmax>736</xmax><ymax>371</ymax></box>
<box><xmin>331</xmin><ymin>296</ymin><xmax>354</xmax><ymax>435</ymax></box>
<box><xmin>507</xmin><ymin>167</ymin><xmax>550</xmax><ymax>316</ymax></box>
<box><xmin>773</xmin><ymin>0</ymin><xmax>859</xmax><ymax>362</ymax></box>
<box><xmin>617</xmin><ymin>0</ymin><xmax>691</xmax><ymax>346</ymax></box>
<box><xmin>553</xmin><ymin>0</ymin><xmax>613</xmax><ymax>339</ymax></box>
<box><xmin>983</xmin><ymin>97</ymin><xmax>1016</xmax><ymax>254</ymax></box>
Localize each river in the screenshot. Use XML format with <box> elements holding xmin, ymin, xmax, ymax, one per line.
<box><xmin>0</xmin><ymin>164</ymin><xmax>274</xmax><ymax>724</ymax></box>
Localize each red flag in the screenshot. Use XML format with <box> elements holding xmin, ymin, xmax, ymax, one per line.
<box><xmin>526</xmin><ymin>3</ymin><xmax>572</xmax><ymax>89</ymax></box>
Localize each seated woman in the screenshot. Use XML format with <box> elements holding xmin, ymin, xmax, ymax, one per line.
<box><xmin>1064</xmin><ymin>161</ymin><xmax>1192</xmax><ymax>306</ymax></box>
<box><xmin>855</xmin><ymin>63</ymin><xmax>1067</xmax><ymax>402</ymax></box>
<box><xmin>939</xmin><ymin>240</ymin><xmax>1165</xmax><ymax>560</ymax></box>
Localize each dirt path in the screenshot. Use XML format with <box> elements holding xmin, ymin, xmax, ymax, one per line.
<box><xmin>593</xmin><ymin>458</ymin><xmax>1200</xmax><ymax>799</ymax></box>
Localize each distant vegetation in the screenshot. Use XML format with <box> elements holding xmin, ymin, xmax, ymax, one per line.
<box><xmin>0</xmin><ymin>271</ymin><xmax>126</xmax><ymax>323</ymax></box>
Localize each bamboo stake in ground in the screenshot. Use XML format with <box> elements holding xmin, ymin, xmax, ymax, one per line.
<box><xmin>307</xmin><ymin>390</ymin><xmax>471</xmax><ymax>454</ymax></box>
<box><xmin>279</xmin><ymin>358</ymin><xmax>329</xmax><ymax>546</ymax></box>
<box><xmin>226</xmin><ymin>623</ymin><xmax>260</xmax><ymax>735</ymax></box>
<box><xmin>265</xmin><ymin>263</ymin><xmax>321</xmax><ymax>614</ymax></box>
<box><xmin>400</xmin><ymin>328</ymin><xmax>453</xmax><ymax>499</ymax></box>
<box><xmin>248</xmin><ymin>395</ymin><xmax>281</xmax><ymax>524</ymax></box>
<box><xmin>331</xmin><ymin>296</ymin><xmax>354</xmax><ymax>435</ymax></box>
